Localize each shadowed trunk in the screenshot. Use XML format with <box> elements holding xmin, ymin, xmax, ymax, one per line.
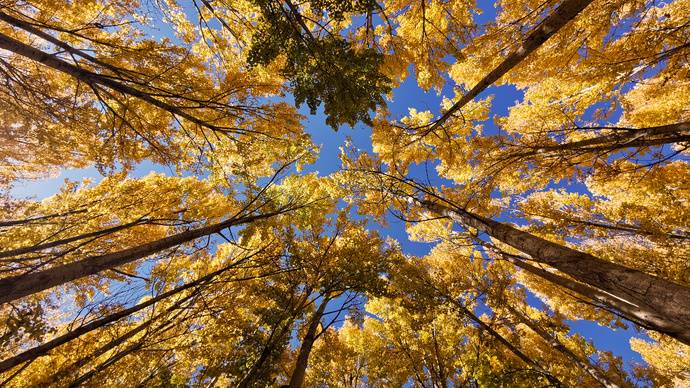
<box><xmin>236</xmin><ymin>321</ymin><xmax>293</xmax><ymax>388</ymax></box>
<box><xmin>0</xmin><ymin>255</ymin><xmax>254</xmax><ymax>373</ymax></box>
<box><xmin>0</xmin><ymin>30</ymin><xmax>230</xmax><ymax>134</ymax></box>
<box><xmin>425</xmin><ymin>0</ymin><xmax>593</xmax><ymax>134</ymax></box>
<box><xmin>237</xmin><ymin>292</ymin><xmax>311</xmax><ymax>388</ymax></box>
<box><xmin>515</xmin><ymin>122</ymin><xmax>690</xmax><ymax>157</ymax></box>
<box><xmin>506</xmin><ymin>256</ymin><xmax>672</xmax><ymax>335</ymax></box>
<box><xmin>0</xmin><ymin>217</ymin><xmax>150</xmax><ymax>260</ymax></box>
<box><xmin>0</xmin><ymin>208</ymin><xmax>289</xmax><ymax>304</ymax></box>
<box><xmin>68</xmin><ymin>337</ymin><xmax>147</xmax><ymax>387</ymax></box>
<box><xmin>423</xmin><ymin>200</ymin><xmax>690</xmax><ymax>345</ymax></box>
<box><xmin>288</xmin><ymin>296</ymin><xmax>330</xmax><ymax>388</ymax></box>
<box><xmin>46</xmin><ymin>294</ymin><xmax>197</xmax><ymax>384</ymax></box>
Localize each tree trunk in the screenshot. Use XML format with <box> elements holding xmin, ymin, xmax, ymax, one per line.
<box><xmin>426</xmin><ymin>0</ymin><xmax>593</xmax><ymax>134</ymax></box>
<box><xmin>235</xmin><ymin>322</ymin><xmax>293</xmax><ymax>388</ymax></box>
<box><xmin>0</xmin><ymin>217</ymin><xmax>149</xmax><ymax>259</ymax></box>
<box><xmin>506</xmin><ymin>256</ymin><xmax>658</xmax><ymax>330</ymax></box>
<box><xmin>503</xmin><ymin>304</ymin><xmax>619</xmax><ymax>388</ymax></box>
<box><xmin>0</xmin><ymin>209</ymin><xmax>87</xmax><ymax>228</ymax></box>
<box><xmin>0</xmin><ymin>209</ymin><xmax>286</xmax><ymax>304</ymax></box>
<box><xmin>68</xmin><ymin>338</ymin><xmax>146</xmax><ymax>387</ymax></box>
<box><xmin>237</xmin><ymin>292</ymin><xmax>311</xmax><ymax>388</ymax></box>
<box><xmin>46</xmin><ymin>294</ymin><xmax>195</xmax><ymax>384</ymax></box>
<box><xmin>0</xmin><ymin>11</ymin><xmax>129</xmax><ymax>79</ymax></box>
<box><xmin>520</xmin><ymin>122</ymin><xmax>690</xmax><ymax>156</ymax></box>
<box><xmin>288</xmin><ymin>296</ymin><xmax>330</xmax><ymax>388</ymax></box>
<box><xmin>423</xmin><ymin>200</ymin><xmax>690</xmax><ymax>344</ymax></box>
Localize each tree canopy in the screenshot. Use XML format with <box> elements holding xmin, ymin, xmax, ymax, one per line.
<box><xmin>0</xmin><ymin>0</ymin><xmax>689</xmax><ymax>386</ymax></box>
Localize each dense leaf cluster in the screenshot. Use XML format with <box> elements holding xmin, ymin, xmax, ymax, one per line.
<box><xmin>248</xmin><ymin>0</ymin><xmax>391</xmax><ymax>129</ymax></box>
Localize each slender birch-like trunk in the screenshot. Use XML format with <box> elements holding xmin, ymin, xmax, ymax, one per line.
<box><xmin>288</xmin><ymin>296</ymin><xmax>330</xmax><ymax>388</ymax></box>
<box><xmin>0</xmin><ymin>209</ymin><xmax>287</xmax><ymax>304</ymax></box>
<box><xmin>423</xmin><ymin>200</ymin><xmax>690</xmax><ymax>344</ymax></box>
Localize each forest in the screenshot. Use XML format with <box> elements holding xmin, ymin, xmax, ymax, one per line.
<box><xmin>0</xmin><ymin>0</ymin><xmax>689</xmax><ymax>386</ymax></box>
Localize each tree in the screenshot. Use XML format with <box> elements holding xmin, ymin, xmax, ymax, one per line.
<box><xmin>350</xmin><ymin>0</ymin><xmax>690</xmax><ymax>346</ymax></box>
<box><xmin>247</xmin><ymin>0</ymin><xmax>392</xmax><ymax>129</ymax></box>
<box><xmin>0</xmin><ymin>1</ymin><xmax>311</xmax><ymax>188</ymax></box>
<box><xmin>2</xmin><ymin>0</ymin><xmax>689</xmax><ymax>385</ymax></box>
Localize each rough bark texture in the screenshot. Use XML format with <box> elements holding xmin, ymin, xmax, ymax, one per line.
<box><xmin>288</xmin><ymin>297</ymin><xmax>330</xmax><ymax>388</ymax></box>
<box><xmin>521</xmin><ymin>122</ymin><xmax>690</xmax><ymax>155</ymax></box>
<box><xmin>506</xmin><ymin>257</ymin><xmax>658</xmax><ymax>330</ymax></box>
<box><xmin>504</xmin><ymin>304</ymin><xmax>619</xmax><ymax>388</ymax></box>
<box><xmin>423</xmin><ymin>200</ymin><xmax>690</xmax><ymax>344</ymax></box>
<box><xmin>0</xmin><ymin>210</ymin><xmax>283</xmax><ymax>304</ymax></box>
<box><xmin>426</xmin><ymin>0</ymin><xmax>593</xmax><ymax>134</ymax></box>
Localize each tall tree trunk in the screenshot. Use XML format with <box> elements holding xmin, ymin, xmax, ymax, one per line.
<box><xmin>46</xmin><ymin>294</ymin><xmax>196</xmax><ymax>384</ymax></box>
<box><xmin>67</xmin><ymin>316</ymin><xmax>183</xmax><ymax>387</ymax></box>
<box><xmin>235</xmin><ymin>322</ymin><xmax>293</xmax><ymax>388</ymax></box>
<box><xmin>0</xmin><ymin>217</ymin><xmax>149</xmax><ymax>259</ymax></box>
<box><xmin>237</xmin><ymin>292</ymin><xmax>311</xmax><ymax>388</ymax></box>
<box><xmin>68</xmin><ymin>337</ymin><xmax>147</xmax><ymax>387</ymax></box>
<box><xmin>422</xmin><ymin>200</ymin><xmax>690</xmax><ymax>345</ymax></box>
<box><xmin>0</xmin><ymin>208</ymin><xmax>287</xmax><ymax>304</ymax></box>
<box><xmin>288</xmin><ymin>296</ymin><xmax>330</xmax><ymax>388</ymax></box>
<box><xmin>430</xmin><ymin>326</ymin><xmax>449</xmax><ymax>388</ymax></box>
<box><xmin>517</xmin><ymin>122</ymin><xmax>690</xmax><ymax>156</ymax></box>
<box><xmin>0</xmin><ymin>11</ymin><xmax>130</xmax><ymax>79</ymax></box>
<box><xmin>425</xmin><ymin>0</ymin><xmax>593</xmax><ymax>135</ymax></box>
<box><xmin>0</xmin><ymin>209</ymin><xmax>87</xmax><ymax>228</ymax></box>
<box><xmin>503</xmin><ymin>304</ymin><xmax>619</xmax><ymax>388</ymax></box>
<box><xmin>505</xmin><ymin>255</ymin><xmax>657</xmax><ymax>330</ymax></box>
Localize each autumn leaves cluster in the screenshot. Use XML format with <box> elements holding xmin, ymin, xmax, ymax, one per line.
<box><xmin>0</xmin><ymin>0</ymin><xmax>689</xmax><ymax>386</ymax></box>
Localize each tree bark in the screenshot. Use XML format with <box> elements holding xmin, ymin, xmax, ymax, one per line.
<box><xmin>237</xmin><ymin>292</ymin><xmax>311</xmax><ymax>388</ymax></box>
<box><xmin>46</xmin><ymin>293</ymin><xmax>195</xmax><ymax>384</ymax></box>
<box><xmin>506</xmin><ymin>256</ymin><xmax>657</xmax><ymax>330</ymax></box>
<box><xmin>0</xmin><ymin>209</ymin><xmax>287</xmax><ymax>304</ymax></box>
<box><xmin>0</xmin><ymin>209</ymin><xmax>87</xmax><ymax>228</ymax></box>
<box><xmin>68</xmin><ymin>337</ymin><xmax>146</xmax><ymax>387</ymax></box>
<box><xmin>423</xmin><ymin>200</ymin><xmax>690</xmax><ymax>345</ymax></box>
<box><xmin>0</xmin><ymin>11</ymin><xmax>132</xmax><ymax>79</ymax></box>
<box><xmin>503</xmin><ymin>304</ymin><xmax>619</xmax><ymax>388</ymax></box>
<box><xmin>288</xmin><ymin>296</ymin><xmax>330</xmax><ymax>388</ymax></box>
<box><xmin>0</xmin><ymin>217</ymin><xmax>149</xmax><ymax>260</ymax></box>
<box><xmin>425</xmin><ymin>0</ymin><xmax>593</xmax><ymax>134</ymax></box>
<box><xmin>517</xmin><ymin>122</ymin><xmax>690</xmax><ymax>156</ymax></box>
